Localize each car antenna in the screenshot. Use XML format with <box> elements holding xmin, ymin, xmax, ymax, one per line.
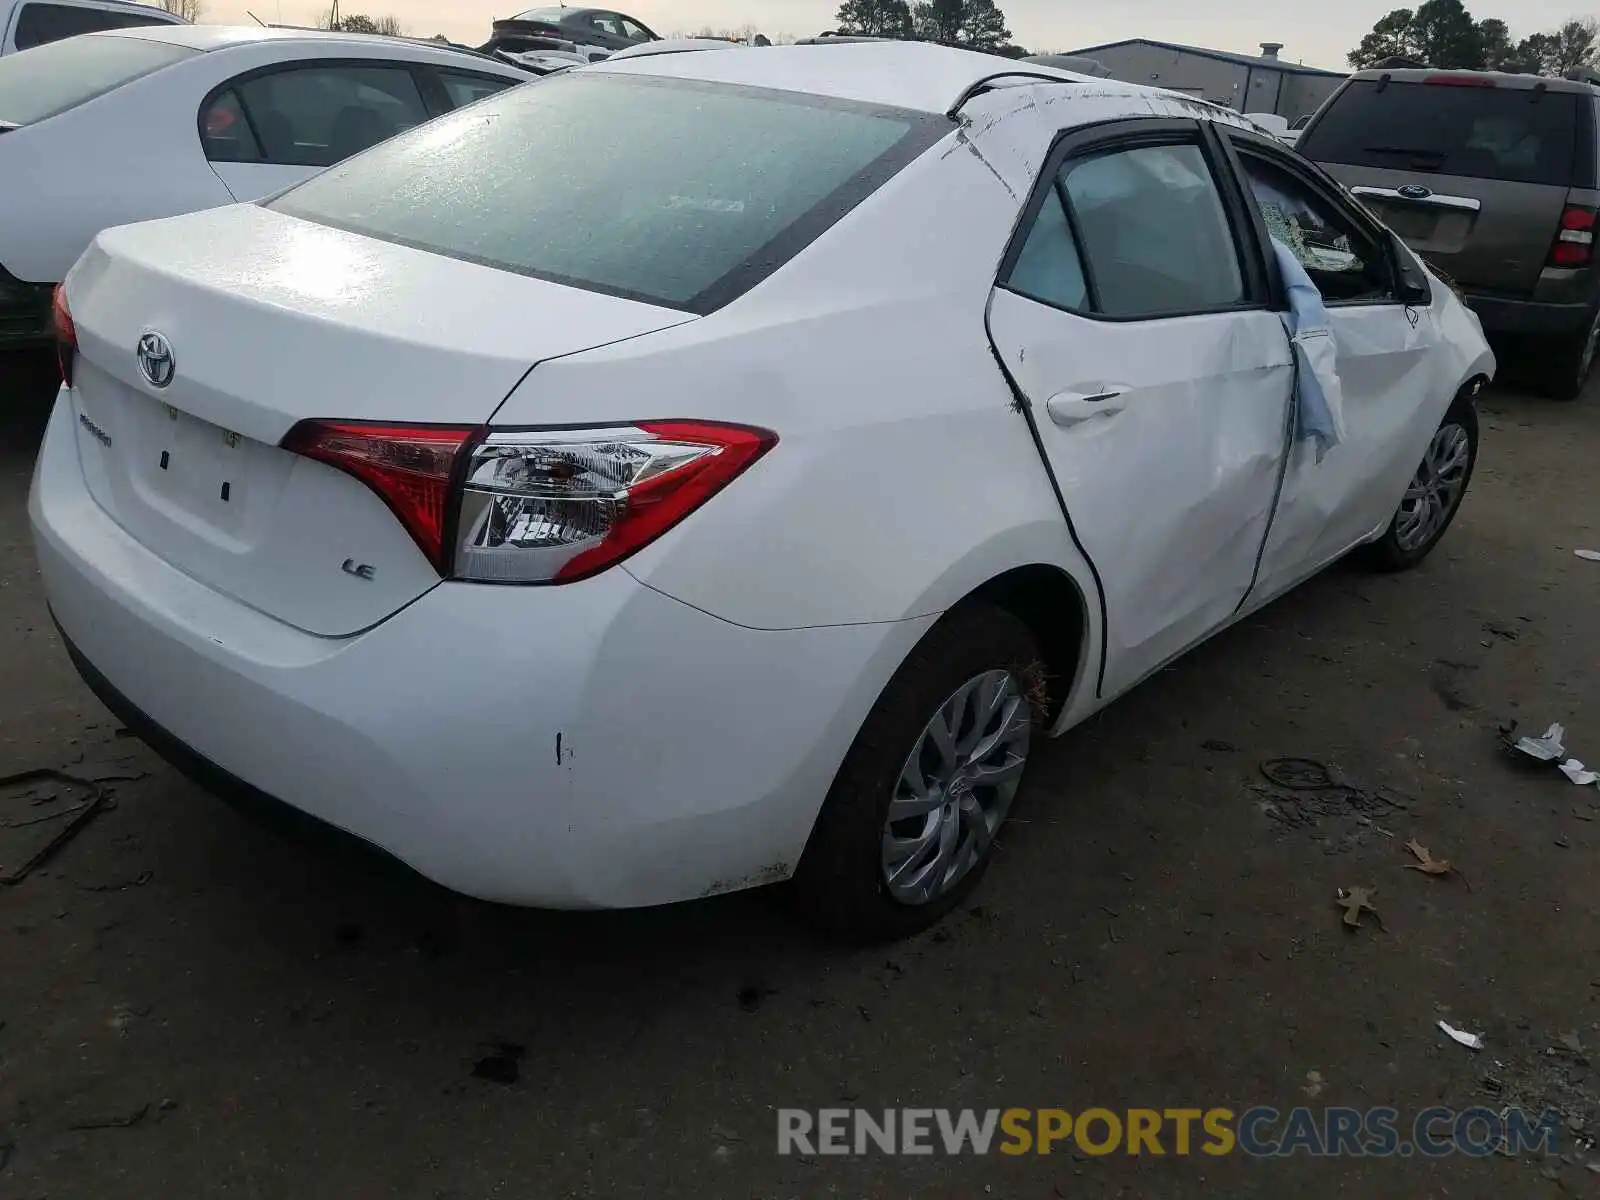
<box><xmin>244</xmin><ymin>8</ymin><xmax>266</xmax><ymax>23</ymax></box>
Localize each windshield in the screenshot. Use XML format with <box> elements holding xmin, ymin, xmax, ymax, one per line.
<box><xmin>0</xmin><ymin>33</ymin><xmax>193</xmax><ymax>127</ymax></box>
<box><xmin>1300</xmin><ymin>79</ymin><xmax>1580</xmax><ymax>186</ymax></box>
<box><xmin>269</xmin><ymin>72</ymin><xmax>946</xmax><ymax>312</ymax></box>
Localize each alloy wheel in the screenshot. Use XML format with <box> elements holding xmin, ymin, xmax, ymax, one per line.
<box><xmin>880</xmin><ymin>669</ymin><xmax>1031</xmax><ymax>905</ymax></box>
<box><xmin>1393</xmin><ymin>421</ymin><xmax>1472</xmax><ymax>552</ymax></box>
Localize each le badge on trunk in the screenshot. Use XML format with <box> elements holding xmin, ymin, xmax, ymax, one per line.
<box><xmin>136</xmin><ymin>331</ymin><xmax>175</xmax><ymax>389</ymax></box>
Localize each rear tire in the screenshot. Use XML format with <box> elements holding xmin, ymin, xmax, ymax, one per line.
<box><xmin>1361</xmin><ymin>392</ymin><xmax>1479</xmax><ymax>572</ymax></box>
<box><xmin>792</xmin><ymin>604</ymin><xmax>1044</xmax><ymax>942</ymax></box>
<box><xmin>1534</xmin><ymin>305</ymin><xmax>1600</xmax><ymax>401</ymax></box>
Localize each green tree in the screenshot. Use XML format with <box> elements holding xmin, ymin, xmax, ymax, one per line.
<box><xmin>834</xmin><ymin>0</ymin><xmax>913</xmax><ymax>38</ymax></box>
<box><xmin>1476</xmin><ymin>17</ymin><xmax>1515</xmax><ymax>68</ymax></box>
<box><xmin>912</xmin><ymin>0</ymin><xmax>964</xmax><ymax>45</ymax></box>
<box><xmin>1349</xmin><ymin>8</ymin><xmax>1418</xmax><ymax>68</ymax></box>
<box><xmin>960</xmin><ymin>0</ymin><xmax>1011</xmax><ymax>51</ymax></box>
<box><xmin>1348</xmin><ymin>0</ymin><xmax>1486</xmax><ymax>68</ymax></box>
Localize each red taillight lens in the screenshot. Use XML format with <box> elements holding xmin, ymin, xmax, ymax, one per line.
<box><xmin>51</xmin><ymin>284</ymin><xmax>76</xmax><ymax>386</ymax></box>
<box><xmin>454</xmin><ymin>419</ymin><xmax>777</xmax><ymax>584</ymax></box>
<box><xmin>280</xmin><ymin>420</ymin><xmax>478</xmax><ymax>573</ymax></box>
<box><xmin>1550</xmin><ymin>205</ymin><xmax>1597</xmax><ymax>268</ymax></box>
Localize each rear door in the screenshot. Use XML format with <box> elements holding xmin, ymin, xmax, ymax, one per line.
<box><xmin>987</xmin><ymin>119</ymin><xmax>1294</xmax><ymax>698</ymax></box>
<box><xmin>1300</xmin><ymin>78</ymin><xmax>1586</xmax><ymax>295</ymax></box>
<box><xmin>1223</xmin><ymin>133</ymin><xmax>1441</xmax><ymax>598</ymax></box>
<box><xmin>199</xmin><ymin>59</ymin><xmax>432</xmax><ymax>200</ymax></box>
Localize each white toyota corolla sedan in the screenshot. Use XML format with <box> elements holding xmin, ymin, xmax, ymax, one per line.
<box><xmin>32</xmin><ymin>43</ymin><xmax>1494</xmax><ymax>939</ymax></box>
<box><xmin>0</xmin><ymin>25</ymin><xmax>535</xmax><ymax>348</ymax></box>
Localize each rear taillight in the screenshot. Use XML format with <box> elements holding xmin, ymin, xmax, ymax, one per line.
<box><xmin>280</xmin><ymin>421</ymin><xmax>478</xmax><ymax>573</ymax></box>
<box><xmin>280</xmin><ymin>419</ymin><xmax>776</xmax><ymax>582</ymax></box>
<box><xmin>454</xmin><ymin>420</ymin><xmax>776</xmax><ymax>583</ymax></box>
<box><xmin>1549</xmin><ymin>205</ymin><xmax>1596</xmax><ymax>269</ymax></box>
<box><xmin>51</xmin><ymin>284</ymin><xmax>75</xmax><ymax>386</ymax></box>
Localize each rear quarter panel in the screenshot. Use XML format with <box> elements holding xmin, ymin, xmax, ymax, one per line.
<box><xmin>491</xmin><ymin>136</ymin><xmax>1104</xmax><ymax>662</ymax></box>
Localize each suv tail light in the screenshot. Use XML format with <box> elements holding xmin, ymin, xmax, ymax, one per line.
<box><xmin>281</xmin><ymin>419</ymin><xmax>776</xmax><ymax>582</ymax></box>
<box><xmin>51</xmin><ymin>284</ymin><xmax>76</xmax><ymax>386</ymax></box>
<box><xmin>1549</xmin><ymin>205</ymin><xmax>1596</xmax><ymax>268</ymax></box>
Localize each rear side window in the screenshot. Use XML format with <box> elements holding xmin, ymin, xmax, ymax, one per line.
<box><xmin>0</xmin><ymin>33</ymin><xmax>192</xmax><ymax>126</ymax></box>
<box><xmin>13</xmin><ymin>2</ymin><xmax>174</xmax><ymax>50</ymax></box>
<box><xmin>437</xmin><ymin>70</ymin><xmax>516</xmax><ymax>109</ymax></box>
<box><xmin>1062</xmin><ymin>143</ymin><xmax>1244</xmax><ymax>318</ymax></box>
<box><xmin>269</xmin><ymin>73</ymin><xmax>945</xmax><ymax>312</ymax></box>
<box><xmin>1300</xmin><ymin>80</ymin><xmax>1580</xmax><ymax>187</ymax></box>
<box><xmin>223</xmin><ymin>64</ymin><xmax>430</xmax><ymax>167</ymax></box>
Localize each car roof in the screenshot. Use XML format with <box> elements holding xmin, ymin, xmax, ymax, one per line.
<box><xmin>592</xmin><ymin>40</ymin><xmax>1116</xmax><ymax>115</ymax></box>
<box><xmin>1349</xmin><ymin>66</ymin><xmax>1600</xmax><ymax>94</ymax></box>
<box><xmin>98</xmin><ymin>23</ymin><xmax>509</xmax><ymax>58</ymax></box>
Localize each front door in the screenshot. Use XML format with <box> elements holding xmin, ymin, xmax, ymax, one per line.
<box><xmin>1222</xmin><ymin>134</ymin><xmax>1440</xmax><ymax>600</ymax></box>
<box><xmin>987</xmin><ymin>122</ymin><xmax>1294</xmax><ymax>698</ymax></box>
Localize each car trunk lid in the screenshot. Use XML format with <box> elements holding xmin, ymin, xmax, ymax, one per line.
<box><xmin>63</xmin><ymin>204</ymin><xmax>696</xmax><ymax>636</ymax></box>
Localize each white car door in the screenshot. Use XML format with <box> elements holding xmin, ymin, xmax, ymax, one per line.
<box><xmin>199</xmin><ymin>60</ymin><xmax>434</xmax><ymax>201</ymax></box>
<box><xmin>1222</xmin><ymin>133</ymin><xmax>1441</xmax><ymax>602</ymax></box>
<box><xmin>987</xmin><ymin>120</ymin><xmax>1295</xmax><ymax>699</ymax></box>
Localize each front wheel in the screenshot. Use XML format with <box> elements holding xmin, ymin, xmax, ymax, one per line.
<box><xmin>1361</xmin><ymin>394</ymin><xmax>1479</xmax><ymax>572</ymax></box>
<box><xmin>793</xmin><ymin>604</ymin><xmax>1043</xmax><ymax>941</ymax></box>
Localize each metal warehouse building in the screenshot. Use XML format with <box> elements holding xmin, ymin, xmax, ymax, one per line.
<box><xmin>1065</xmin><ymin>38</ymin><xmax>1346</xmax><ymax>122</ymax></box>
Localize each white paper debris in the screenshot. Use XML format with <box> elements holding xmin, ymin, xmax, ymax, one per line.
<box><xmin>1514</xmin><ymin>724</ymin><xmax>1567</xmax><ymax>762</ymax></box>
<box><xmin>1438</xmin><ymin>1020</ymin><xmax>1485</xmax><ymax>1052</ymax></box>
<box><xmin>1575</xmin><ymin>550</ymin><xmax>1600</xmax><ymax>562</ymax></box>
<box><xmin>1560</xmin><ymin>759</ymin><xmax>1600</xmax><ymax>786</ymax></box>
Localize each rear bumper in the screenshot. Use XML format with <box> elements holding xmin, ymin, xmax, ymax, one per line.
<box><xmin>30</xmin><ymin>391</ymin><xmax>923</xmax><ymax>908</ymax></box>
<box><xmin>1463</xmin><ymin>290</ymin><xmax>1594</xmax><ymax>337</ymax></box>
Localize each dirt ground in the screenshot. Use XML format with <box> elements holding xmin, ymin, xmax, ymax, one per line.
<box><xmin>0</xmin><ymin>349</ymin><xmax>1597</xmax><ymax>1199</ymax></box>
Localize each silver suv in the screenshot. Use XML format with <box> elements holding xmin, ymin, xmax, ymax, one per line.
<box><xmin>1299</xmin><ymin>67</ymin><xmax>1600</xmax><ymax>399</ymax></box>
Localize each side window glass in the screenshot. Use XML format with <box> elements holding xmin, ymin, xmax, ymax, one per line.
<box><xmin>1061</xmin><ymin>143</ymin><xmax>1245</xmax><ymax>318</ymax></box>
<box><xmin>620</xmin><ymin>17</ymin><xmax>651</xmax><ymax>40</ymax></box>
<box><xmin>438</xmin><ymin>71</ymin><xmax>515</xmax><ymax>109</ymax></box>
<box><xmin>591</xmin><ymin>12</ymin><xmax>626</xmax><ymax>36</ymax></box>
<box><xmin>199</xmin><ymin>89</ymin><xmax>261</xmax><ymax>162</ymax></box>
<box><xmin>14</xmin><ymin>3</ymin><xmax>166</xmax><ymax>50</ymax></box>
<box><xmin>1238</xmin><ymin>151</ymin><xmax>1392</xmax><ymax>303</ymax></box>
<box><xmin>233</xmin><ymin>64</ymin><xmax>428</xmax><ymax>168</ymax></box>
<box><xmin>1007</xmin><ymin>186</ymin><xmax>1089</xmax><ymax>311</ymax></box>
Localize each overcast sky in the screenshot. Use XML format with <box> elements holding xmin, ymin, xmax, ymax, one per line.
<box><xmin>202</xmin><ymin>0</ymin><xmax>1591</xmax><ymax>70</ymax></box>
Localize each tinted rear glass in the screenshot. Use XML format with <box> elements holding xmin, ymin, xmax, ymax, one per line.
<box><xmin>0</xmin><ymin>34</ymin><xmax>192</xmax><ymax>126</ymax></box>
<box><xmin>268</xmin><ymin>72</ymin><xmax>945</xmax><ymax>312</ymax></box>
<box><xmin>14</xmin><ymin>2</ymin><xmax>173</xmax><ymax>51</ymax></box>
<box><xmin>1300</xmin><ymin>80</ymin><xmax>1580</xmax><ymax>186</ymax></box>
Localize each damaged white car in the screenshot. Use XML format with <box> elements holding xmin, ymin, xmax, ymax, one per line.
<box><xmin>33</xmin><ymin>43</ymin><xmax>1493</xmax><ymax>940</ymax></box>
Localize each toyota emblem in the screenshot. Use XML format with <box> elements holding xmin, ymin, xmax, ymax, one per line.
<box><xmin>136</xmin><ymin>331</ymin><xmax>175</xmax><ymax>389</ymax></box>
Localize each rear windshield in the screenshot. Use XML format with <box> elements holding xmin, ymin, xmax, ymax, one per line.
<box><xmin>268</xmin><ymin>72</ymin><xmax>946</xmax><ymax>312</ymax></box>
<box><xmin>1300</xmin><ymin>79</ymin><xmax>1580</xmax><ymax>186</ymax></box>
<box><xmin>0</xmin><ymin>34</ymin><xmax>192</xmax><ymax>127</ymax></box>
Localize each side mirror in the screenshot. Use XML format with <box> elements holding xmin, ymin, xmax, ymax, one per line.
<box><xmin>1389</xmin><ymin>231</ymin><xmax>1433</xmax><ymax>305</ymax></box>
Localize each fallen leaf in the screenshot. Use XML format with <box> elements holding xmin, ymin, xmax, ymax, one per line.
<box><xmin>1405</xmin><ymin>838</ymin><xmax>1453</xmax><ymax>877</ymax></box>
<box><xmin>1336</xmin><ymin>886</ymin><xmax>1382</xmax><ymax>930</ymax></box>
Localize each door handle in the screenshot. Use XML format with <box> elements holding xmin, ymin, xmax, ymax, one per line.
<box><xmin>1044</xmin><ymin>386</ymin><xmax>1128</xmax><ymax>427</ymax></box>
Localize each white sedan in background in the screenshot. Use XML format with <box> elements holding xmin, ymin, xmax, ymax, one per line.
<box><xmin>34</xmin><ymin>43</ymin><xmax>1493</xmax><ymax>940</ymax></box>
<box><xmin>0</xmin><ymin>25</ymin><xmax>534</xmax><ymax>348</ymax></box>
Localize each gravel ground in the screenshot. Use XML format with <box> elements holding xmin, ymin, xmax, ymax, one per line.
<box><xmin>0</xmin><ymin>351</ymin><xmax>1596</xmax><ymax>1199</ymax></box>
